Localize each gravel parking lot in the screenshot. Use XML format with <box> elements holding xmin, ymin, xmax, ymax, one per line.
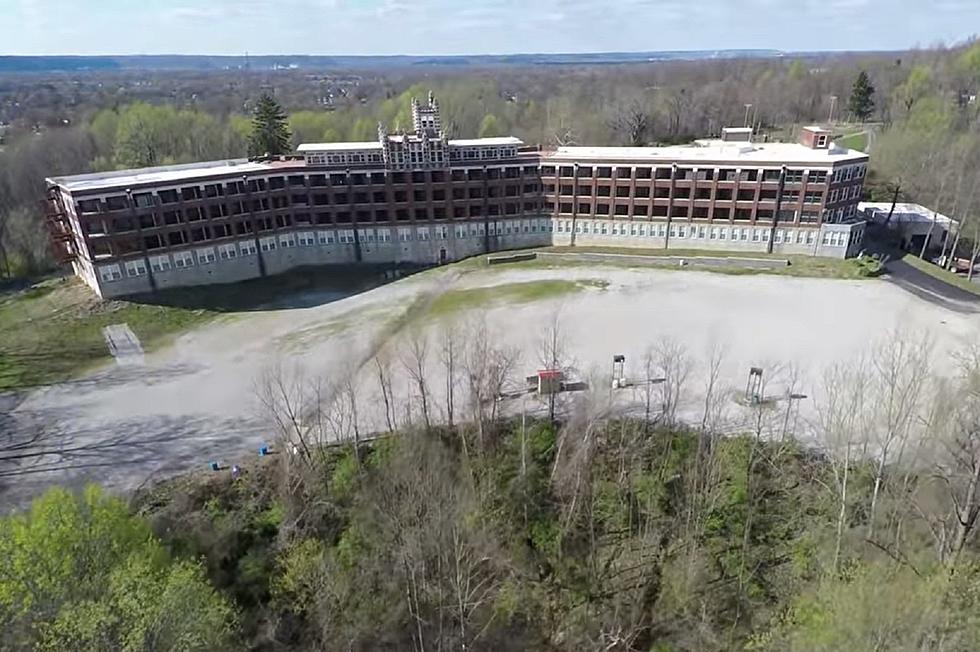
<box><xmin>4</xmin><ymin>264</ymin><xmax>978</xmax><ymax>508</ymax></box>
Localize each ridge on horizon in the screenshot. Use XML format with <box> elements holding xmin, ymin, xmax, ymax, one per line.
<box><xmin>0</xmin><ymin>48</ymin><xmax>912</xmax><ymax>74</ymax></box>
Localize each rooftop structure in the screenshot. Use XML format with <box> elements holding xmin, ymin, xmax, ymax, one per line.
<box><xmin>858</xmin><ymin>202</ymin><xmax>957</xmax><ymax>230</ymax></box>
<box><xmin>859</xmin><ymin>201</ymin><xmax>957</xmax><ymax>253</ymax></box>
<box><xmin>296</xmin><ymin>142</ymin><xmax>380</xmax><ymax>152</ymax></box>
<box><xmin>547</xmin><ymin>140</ymin><xmax>864</xmax><ymax>165</ymax></box>
<box><xmin>48</xmin><ymin>159</ymin><xmax>280</xmax><ymax>194</ymax></box>
<box><xmin>720</xmin><ymin>126</ymin><xmax>753</xmax><ymax>142</ymax></box>
<box><xmin>45</xmin><ymin>92</ymin><xmax>870</xmax><ymax>299</ymax></box>
<box><xmin>800</xmin><ymin>125</ymin><xmax>832</xmax><ymax>149</ymax></box>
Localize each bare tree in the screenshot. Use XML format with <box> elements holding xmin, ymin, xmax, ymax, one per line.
<box><xmin>653</xmin><ymin>338</ymin><xmax>691</xmax><ymax>428</ymax></box>
<box><xmin>608</xmin><ymin>96</ymin><xmax>651</xmax><ymax>146</ymax></box>
<box><xmin>339</xmin><ymin>366</ymin><xmax>362</xmax><ymax>466</ymax></box>
<box><xmin>816</xmin><ymin>360</ymin><xmax>870</xmax><ymax>572</ymax></box>
<box><xmin>699</xmin><ymin>341</ymin><xmax>728</xmax><ymax>435</ymax></box>
<box><xmin>440</xmin><ymin>322</ymin><xmax>459</xmax><ymax>429</ymax></box>
<box><xmin>865</xmin><ymin>333</ymin><xmax>932</xmax><ymax>538</ymax></box>
<box><xmin>401</xmin><ymin>329</ymin><xmax>432</xmax><ymax>431</ymax></box>
<box><xmin>683</xmin><ymin>343</ymin><xmax>728</xmax><ymax>552</ymax></box>
<box><xmin>537</xmin><ymin>309</ymin><xmax>571</xmax><ymax>424</ymax></box>
<box><xmin>374</xmin><ymin>350</ymin><xmax>398</xmax><ymax>433</ymax></box>
<box><xmin>551</xmin><ymin>377</ymin><xmax>612</xmax><ymax>536</ymax></box>
<box><xmin>255</xmin><ymin>361</ymin><xmax>320</xmax><ymax>468</ymax></box>
<box><xmin>363</xmin><ymin>434</ymin><xmax>505</xmax><ymax>651</ymax></box>
<box><xmin>920</xmin><ymin>348</ymin><xmax>980</xmax><ymax>566</ymax></box>
<box><xmin>461</xmin><ymin>316</ymin><xmax>520</xmax><ymax>450</ymax></box>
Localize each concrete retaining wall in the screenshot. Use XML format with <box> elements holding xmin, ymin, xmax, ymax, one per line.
<box><xmin>85</xmin><ymin>216</ymin><xmax>856</xmax><ymax>298</ymax></box>
<box><xmin>535</xmin><ymin>251</ymin><xmax>789</xmax><ymax>269</ymax></box>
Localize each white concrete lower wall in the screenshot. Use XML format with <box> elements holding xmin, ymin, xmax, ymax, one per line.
<box><xmin>89</xmin><ymin>217</ymin><xmax>857</xmax><ymax>298</ymax></box>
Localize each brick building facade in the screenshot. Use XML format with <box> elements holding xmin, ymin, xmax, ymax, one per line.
<box><xmin>45</xmin><ymin>96</ymin><xmax>868</xmax><ymax>298</ymax></box>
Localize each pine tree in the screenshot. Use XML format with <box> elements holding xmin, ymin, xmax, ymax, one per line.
<box><xmin>848</xmin><ymin>71</ymin><xmax>876</xmax><ymax>122</ymax></box>
<box><xmin>248</xmin><ymin>93</ymin><xmax>292</xmax><ymax>157</ymax></box>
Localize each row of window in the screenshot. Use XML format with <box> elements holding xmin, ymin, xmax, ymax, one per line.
<box><xmin>551</xmin><ymin>201</ymin><xmax>831</xmax><ymax>221</ymax></box>
<box><xmin>553</xmin><ymin>219</ymin><xmax>826</xmax><ymax>245</ymax></box>
<box><xmin>822</xmin><ymin>230</ymin><xmax>860</xmax><ymax>247</ymax></box>
<box><xmin>309</xmin><ymin>141</ymin><xmax>516</xmax><ymax>169</ymax></box>
<box><xmin>829</xmin><ymin>185</ymin><xmax>862</xmax><ymax>204</ymax></box>
<box><xmin>89</xmin><ymin>184</ymin><xmax>543</xmax><ymax>220</ymax></box>
<box><xmin>99</xmin><ymin>217</ymin><xmax>857</xmax><ymax>284</ymax></box>
<box><xmin>449</xmin><ymin>145</ymin><xmax>519</xmax><ymax>161</ymax></box>
<box><xmin>541</xmin><ymin>165</ymin><xmax>853</xmax><ymax>183</ymax></box>
<box><xmin>76</xmin><ymin>167</ymin><xmax>543</xmax><ymax>214</ymax></box>
<box><xmin>833</xmin><ymin>164</ymin><xmax>866</xmax><ymax>183</ymax></box>
<box><xmin>97</xmin><ymin>220</ymin><xmax>556</xmax><ymax>282</ymax></box>
<box><xmin>74</xmin><ymin>163</ymin><xmax>864</xmax><ymax>215</ymax></box>
<box><xmin>304</xmin><ymin>149</ymin><xmax>384</xmax><ymax>166</ymax></box>
<box><xmin>96</xmin><ymin>199</ymin><xmax>862</xmax><ymax>262</ymax></box>
<box><xmin>100</xmin><ymin>200</ymin><xmax>548</xmax><ymax>234</ymax></box>
<box><xmin>550</xmin><ymin>184</ymin><xmax>827</xmax><ymax>203</ymax></box>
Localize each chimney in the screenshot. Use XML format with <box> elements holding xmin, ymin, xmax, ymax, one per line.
<box><xmin>800</xmin><ymin>125</ymin><xmax>831</xmax><ymax>149</ymax></box>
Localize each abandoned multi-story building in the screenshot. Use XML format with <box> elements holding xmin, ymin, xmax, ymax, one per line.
<box><xmin>45</xmin><ymin>93</ymin><xmax>869</xmax><ymax>298</ymax></box>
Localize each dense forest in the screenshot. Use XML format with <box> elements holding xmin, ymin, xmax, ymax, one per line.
<box><xmin>5</xmin><ymin>330</ymin><xmax>980</xmax><ymax>650</ymax></box>
<box><xmin>1</xmin><ymin>43</ymin><xmax>980</xmax><ymax>277</ymax></box>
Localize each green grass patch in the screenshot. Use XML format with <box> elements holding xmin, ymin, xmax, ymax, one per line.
<box><xmin>528</xmin><ymin>246</ymin><xmax>878</xmax><ymax>280</ymax></box>
<box><xmin>0</xmin><ymin>278</ymin><xmax>217</xmax><ymax>391</ymax></box>
<box><xmin>545</xmin><ymin>244</ymin><xmax>787</xmax><ymax>259</ymax></box>
<box><xmin>0</xmin><ymin>264</ymin><xmax>405</xmax><ymax>392</ymax></box>
<box><xmin>899</xmin><ymin>253</ymin><xmax>980</xmax><ymax>297</ymax></box>
<box><xmin>275</xmin><ymin>303</ymin><xmax>396</xmax><ymax>351</ymax></box>
<box><xmin>426</xmin><ymin>279</ymin><xmax>605</xmax><ymax>320</ymax></box>
<box><xmin>838</xmin><ymin>132</ymin><xmax>869</xmax><ymax>152</ymax></box>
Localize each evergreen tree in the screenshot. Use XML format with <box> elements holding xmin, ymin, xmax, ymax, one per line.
<box><xmin>848</xmin><ymin>70</ymin><xmax>876</xmax><ymax>122</ymax></box>
<box><xmin>248</xmin><ymin>93</ymin><xmax>292</xmax><ymax>157</ymax></box>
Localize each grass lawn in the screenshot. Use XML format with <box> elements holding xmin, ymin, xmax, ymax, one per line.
<box><xmin>531</xmin><ymin>245</ymin><xmax>880</xmax><ymax>280</ymax></box>
<box><xmin>425</xmin><ymin>278</ymin><xmax>605</xmax><ymax>320</ymax></box>
<box><xmin>899</xmin><ymin>253</ymin><xmax>980</xmax><ymax>297</ymax></box>
<box><xmin>0</xmin><ymin>264</ymin><xmax>399</xmax><ymax>392</ymax></box>
<box><xmin>838</xmin><ymin>132</ymin><xmax>869</xmax><ymax>152</ymax></box>
<box><xmin>0</xmin><ymin>278</ymin><xmax>217</xmax><ymax>391</ymax></box>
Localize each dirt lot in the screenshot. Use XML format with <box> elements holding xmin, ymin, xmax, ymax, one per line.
<box><xmin>4</xmin><ymin>263</ymin><xmax>978</xmax><ymax>508</ymax></box>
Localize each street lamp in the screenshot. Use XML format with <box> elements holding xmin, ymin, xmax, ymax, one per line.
<box><xmin>744</xmin><ymin>103</ymin><xmax>753</xmax><ymax>128</ymax></box>
<box><xmin>828</xmin><ymin>96</ymin><xmax>838</xmax><ymax>125</ymax></box>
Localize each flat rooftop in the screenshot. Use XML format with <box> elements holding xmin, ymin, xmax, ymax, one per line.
<box><xmin>48</xmin><ymin>159</ymin><xmax>294</xmax><ymax>193</ymax></box>
<box><xmin>297</xmin><ymin>136</ymin><xmax>524</xmax><ymax>152</ymax></box>
<box><xmin>545</xmin><ymin>140</ymin><xmax>867</xmax><ymax>165</ymax></box>
<box><xmin>297</xmin><ymin>141</ymin><xmax>381</xmax><ymax>152</ymax></box>
<box><xmin>859</xmin><ymin>202</ymin><xmax>957</xmax><ymax>227</ymax></box>
<box><xmin>448</xmin><ymin>136</ymin><xmax>524</xmax><ymax>147</ymax></box>
<box><xmin>48</xmin><ymin>136</ymin><xmax>867</xmax><ymax>194</ymax></box>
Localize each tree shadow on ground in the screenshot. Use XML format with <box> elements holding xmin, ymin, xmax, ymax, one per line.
<box><xmin>1</xmin><ymin>409</ymin><xmax>269</xmax><ymax>510</ymax></box>
<box><xmin>123</xmin><ymin>262</ymin><xmax>432</xmax><ymax>313</ymax></box>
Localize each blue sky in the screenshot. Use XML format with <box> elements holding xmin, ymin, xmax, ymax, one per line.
<box><xmin>4</xmin><ymin>0</ymin><xmax>979</xmax><ymax>56</ymax></box>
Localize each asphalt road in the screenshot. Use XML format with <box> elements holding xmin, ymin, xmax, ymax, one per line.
<box><xmin>883</xmin><ymin>258</ymin><xmax>980</xmax><ymax>313</ymax></box>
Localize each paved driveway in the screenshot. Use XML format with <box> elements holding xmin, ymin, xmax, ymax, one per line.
<box><xmin>882</xmin><ymin>257</ymin><xmax>980</xmax><ymax>313</ymax></box>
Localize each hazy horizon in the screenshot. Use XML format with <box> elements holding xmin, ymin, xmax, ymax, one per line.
<box><xmin>0</xmin><ymin>46</ymin><xmax>916</xmax><ymax>58</ymax></box>
<box><xmin>4</xmin><ymin>0</ymin><xmax>978</xmax><ymax>57</ymax></box>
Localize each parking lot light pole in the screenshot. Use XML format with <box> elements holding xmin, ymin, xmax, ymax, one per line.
<box><xmin>783</xmin><ymin>392</ymin><xmax>808</xmax><ymax>440</ymax></box>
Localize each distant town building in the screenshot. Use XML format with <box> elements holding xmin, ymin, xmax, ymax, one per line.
<box><xmin>45</xmin><ymin>95</ymin><xmax>869</xmax><ymax>298</ymax></box>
